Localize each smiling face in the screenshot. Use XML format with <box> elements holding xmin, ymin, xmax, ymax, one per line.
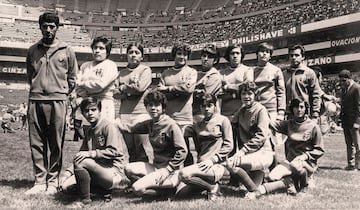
<box><xmin>146</xmin><ymin>102</ymin><xmax>164</xmax><ymax>121</ymax></box>
<box><xmin>174</xmin><ymin>50</ymin><xmax>188</xmax><ymax>68</ymax></box>
<box><xmin>127</xmin><ymin>46</ymin><xmax>143</xmax><ymax>68</ymax></box>
<box><xmin>92</xmin><ymin>41</ymin><xmax>107</xmax><ymax>62</ymax></box>
<box><xmin>40</xmin><ymin>22</ymin><xmax>58</xmax><ymax>44</ymax></box>
<box><xmin>82</xmin><ymin>104</ymin><xmax>101</xmax><ymax>124</ymax></box>
<box><xmin>289</xmin><ymin>48</ymin><xmax>304</xmax><ymax>68</ymax></box>
<box><xmin>240</xmin><ymin>90</ymin><xmax>255</xmax><ymax>107</ymax></box>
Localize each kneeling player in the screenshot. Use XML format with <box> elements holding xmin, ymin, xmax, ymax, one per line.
<box><xmin>177</xmin><ymin>94</ymin><xmax>233</xmax><ymax>201</ymax></box>
<box><xmin>225</xmin><ymin>81</ymin><xmax>274</xmax><ymax>199</ymax></box>
<box><xmin>60</xmin><ymin>97</ymin><xmax>129</xmax><ymax>207</ymax></box>
<box><xmin>116</xmin><ymin>91</ymin><xmax>188</xmax><ymax>199</ymax></box>
<box><xmin>255</xmin><ymin>98</ymin><xmax>324</xmax><ymax>197</ymax></box>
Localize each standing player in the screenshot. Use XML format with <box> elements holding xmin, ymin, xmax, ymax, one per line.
<box><xmin>157</xmin><ymin>43</ymin><xmax>197</xmax><ymax>165</ymax></box>
<box><xmin>117</xmin><ymin>43</ymin><xmax>153</xmax><ymax>163</ymax></box>
<box><xmin>338</xmin><ymin>70</ymin><xmax>360</xmax><ymax>170</ymax></box>
<box><xmin>76</xmin><ymin>36</ymin><xmax>118</xmax><ymax>121</ymax></box>
<box><xmin>219</xmin><ymin>44</ymin><xmax>253</xmax><ymax>119</ymax></box>
<box><xmin>253</xmin><ymin>42</ymin><xmax>285</xmax><ymax>124</ymax></box>
<box><xmin>67</xmin><ymin>97</ymin><xmax>129</xmax><ymax>207</ymax></box>
<box><xmin>25</xmin><ymin>12</ymin><xmax>78</xmax><ymax>195</ymax></box>
<box><xmin>283</xmin><ymin>45</ymin><xmax>322</xmax><ymax>120</ymax></box>
<box><xmin>219</xmin><ymin>44</ymin><xmax>253</xmax><ymax>156</ymax></box>
<box><xmin>225</xmin><ymin>81</ymin><xmax>274</xmax><ymax>199</ymax></box>
<box><xmin>193</xmin><ymin>44</ymin><xmax>222</xmax><ymax>122</ymax></box>
<box><xmin>116</xmin><ymin>91</ymin><xmax>188</xmax><ymax>198</ymax></box>
<box><xmin>177</xmin><ymin>94</ymin><xmax>233</xmax><ymax>201</ymax></box>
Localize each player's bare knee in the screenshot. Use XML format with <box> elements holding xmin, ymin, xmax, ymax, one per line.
<box><xmin>132</xmin><ymin>183</ymin><xmax>145</xmax><ymax>196</ymax></box>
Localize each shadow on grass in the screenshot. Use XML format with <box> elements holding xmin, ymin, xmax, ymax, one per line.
<box><xmin>318</xmin><ymin>166</ymin><xmax>344</xmax><ymax>171</ymax></box>
<box><xmin>0</xmin><ymin>179</ymin><xmax>33</xmax><ymax>189</ymax></box>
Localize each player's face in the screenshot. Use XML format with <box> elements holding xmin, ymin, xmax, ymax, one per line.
<box><xmin>229</xmin><ymin>47</ymin><xmax>242</xmax><ymax>67</ymax></box>
<box><xmin>92</xmin><ymin>42</ymin><xmax>107</xmax><ymax>62</ymax></box>
<box><xmin>292</xmin><ymin>102</ymin><xmax>306</xmax><ymax>119</ymax></box>
<box><xmin>201</xmin><ymin>53</ymin><xmax>215</xmax><ymax>70</ymax></box>
<box><xmin>289</xmin><ymin>49</ymin><xmax>304</xmax><ymax>67</ymax></box>
<box><xmin>201</xmin><ymin>102</ymin><xmax>216</xmax><ymax>120</ymax></box>
<box><xmin>146</xmin><ymin>102</ymin><xmax>163</xmax><ymax>121</ymax></box>
<box><xmin>257</xmin><ymin>49</ymin><xmax>271</xmax><ymax>64</ymax></box>
<box><xmin>127</xmin><ymin>46</ymin><xmax>143</xmax><ymax>67</ymax></box>
<box><xmin>174</xmin><ymin>50</ymin><xmax>188</xmax><ymax>68</ymax></box>
<box><xmin>40</xmin><ymin>22</ymin><xmax>58</xmax><ymax>44</ymax></box>
<box><xmin>240</xmin><ymin>90</ymin><xmax>255</xmax><ymax>107</ymax></box>
<box><xmin>82</xmin><ymin>105</ymin><xmax>100</xmax><ymax>124</ymax></box>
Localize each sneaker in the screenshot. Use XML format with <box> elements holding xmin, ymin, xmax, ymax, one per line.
<box><xmin>244</xmin><ymin>191</ymin><xmax>262</xmax><ymax>200</ymax></box>
<box><xmin>287</xmin><ymin>182</ymin><xmax>297</xmax><ymax>196</ymax></box>
<box><xmin>344</xmin><ymin>165</ymin><xmax>356</xmax><ymax>171</ymax></box>
<box><xmin>103</xmin><ymin>193</ymin><xmax>112</xmax><ymax>202</ymax></box>
<box><xmin>45</xmin><ymin>185</ymin><xmax>58</xmax><ymax>195</ymax></box>
<box><xmin>207</xmin><ymin>184</ymin><xmax>222</xmax><ymax>201</ymax></box>
<box><xmin>25</xmin><ymin>184</ymin><xmax>47</xmax><ymax>195</ymax></box>
<box><xmin>67</xmin><ymin>199</ymin><xmax>91</xmax><ymax>209</ymax></box>
<box><xmin>307</xmin><ymin>176</ymin><xmax>316</xmax><ymax>189</ymax></box>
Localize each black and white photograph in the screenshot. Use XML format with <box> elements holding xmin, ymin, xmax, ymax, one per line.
<box><xmin>0</xmin><ymin>0</ymin><xmax>359</xmax><ymax>209</ymax></box>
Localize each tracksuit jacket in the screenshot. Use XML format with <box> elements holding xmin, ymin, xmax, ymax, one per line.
<box><xmin>26</xmin><ymin>39</ymin><xmax>77</xmax><ymax>100</ymax></box>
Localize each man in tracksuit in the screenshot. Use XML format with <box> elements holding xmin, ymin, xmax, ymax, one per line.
<box><xmin>25</xmin><ymin>12</ymin><xmax>78</xmax><ymax>195</ymax></box>
<box><xmin>283</xmin><ymin>45</ymin><xmax>322</xmax><ymax>119</ymax></box>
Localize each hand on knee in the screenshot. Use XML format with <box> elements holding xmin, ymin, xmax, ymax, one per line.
<box><xmin>179</xmin><ymin>171</ymin><xmax>191</xmax><ymax>184</ymax></box>
<box><xmin>290</xmin><ymin>161</ymin><xmax>306</xmax><ymax>175</ymax></box>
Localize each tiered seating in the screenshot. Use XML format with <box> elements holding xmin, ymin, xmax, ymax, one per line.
<box><xmin>114</xmin><ymin>0</ymin><xmax>140</xmax><ymax>11</ymax></box>
<box><xmin>59</xmin><ymin>0</ymin><xmax>76</xmax><ymax>11</ymax></box>
<box><xmin>77</xmin><ymin>0</ymin><xmax>87</xmax><ymax>12</ymax></box>
<box><xmin>86</xmin><ymin>0</ymin><xmax>106</xmax><ymax>13</ymax></box>
<box><xmin>0</xmin><ymin>4</ymin><xmax>18</xmax><ymax>16</ymax></box>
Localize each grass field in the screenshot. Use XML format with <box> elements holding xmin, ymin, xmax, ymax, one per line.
<box><xmin>0</xmin><ymin>123</ymin><xmax>360</xmax><ymax>210</ymax></box>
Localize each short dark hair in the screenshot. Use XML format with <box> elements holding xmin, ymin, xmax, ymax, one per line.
<box><xmin>126</xmin><ymin>42</ymin><xmax>144</xmax><ymax>56</ymax></box>
<box><xmin>200</xmin><ymin>94</ymin><xmax>217</xmax><ymax>107</ymax></box>
<box><xmin>256</xmin><ymin>42</ymin><xmax>274</xmax><ymax>56</ymax></box>
<box><xmin>239</xmin><ymin>81</ymin><xmax>258</xmax><ymax>95</ymax></box>
<box><xmin>39</xmin><ymin>12</ymin><xmax>59</xmax><ymax>27</ymax></box>
<box><xmin>224</xmin><ymin>44</ymin><xmax>245</xmax><ymax>62</ymax></box>
<box><xmin>339</xmin><ymin>69</ymin><xmax>352</xmax><ymax>79</ymax></box>
<box><xmin>80</xmin><ymin>97</ymin><xmax>102</xmax><ymax>112</ymax></box>
<box><xmin>288</xmin><ymin>44</ymin><xmax>306</xmax><ymax>57</ymax></box>
<box><xmin>289</xmin><ymin>98</ymin><xmax>309</xmax><ymax>116</ymax></box>
<box><xmin>91</xmin><ymin>36</ymin><xmax>112</xmax><ymax>58</ymax></box>
<box><xmin>144</xmin><ymin>91</ymin><xmax>167</xmax><ymax>109</ymax></box>
<box><xmin>201</xmin><ymin>44</ymin><xmax>220</xmax><ymax>64</ymax></box>
<box><xmin>171</xmin><ymin>43</ymin><xmax>191</xmax><ymax>59</ymax></box>
<box><xmin>312</xmin><ymin>66</ymin><xmax>322</xmax><ymax>79</ymax></box>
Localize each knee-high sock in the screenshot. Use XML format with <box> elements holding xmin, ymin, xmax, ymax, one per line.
<box><xmin>185</xmin><ymin>177</ymin><xmax>216</xmax><ymax>191</ymax></box>
<box><xmin>299</xmin><ymin>170</ymin><xmax>308</xmax><ymax>190</ymax></box>
<box><xmin>249</xmin><ymin>170</ymin><xmax>265</xmax><ymax>187</ymax></box>
<box><xmin>262</xmin><ymin>176</ymin><xmax>293</xmax><ymax>194</ymax></box>
<box><xmin>74</xmin><ymin>168</ymin><xmax>91</xmax><ymax>200</ymax></box>
<box><xmin>231</xmin><ymin>167</ymin><xmax>258</xmax><ymax>192</ymax></box>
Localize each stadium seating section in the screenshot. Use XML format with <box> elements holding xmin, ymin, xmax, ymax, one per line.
<box><xmin>0</xmin><ymin>0</ymin><xmax>358</xmax><ymax>48</ymax></box>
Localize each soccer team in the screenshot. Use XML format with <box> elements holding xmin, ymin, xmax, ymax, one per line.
<box><xmin>23</xmin><ymin>12</ymin><xmax>360</xmax><ymax>206</ymax></box>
